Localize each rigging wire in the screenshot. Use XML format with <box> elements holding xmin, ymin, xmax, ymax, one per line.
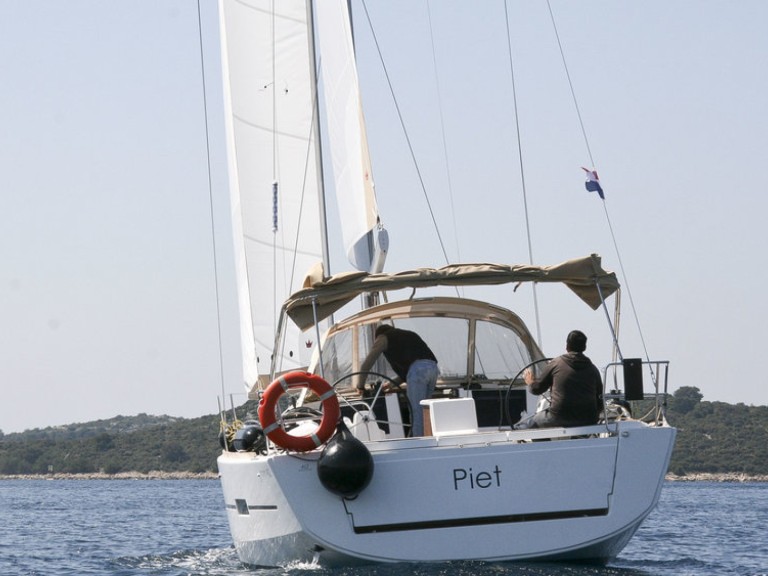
<box><xmin>503</xmin><ymin>0</ymin><xmax>542</xmax><ymax>347</ymax></box>
<box><xmin>360</xmin><ymin>0</ymin><xmax>451</xmax><ymax>266</ymax></box>
<box><xmin>546</xmin><ymin>0</ymin><xmax>655</xmax><ymax>380</ymax></box>
<box><xmin>426</xmin><ymin>1</ymin><xmax>461</xmax><ymax>267</ymax></box>
<box><xmin>195</xmin><ymin>0</ymin><xmax>228</xmax><ymax>417</ymax></box>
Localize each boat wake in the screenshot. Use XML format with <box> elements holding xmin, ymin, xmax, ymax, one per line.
<box><xmin>112</xmin><ymin>546</ymin><xmax>335</xmax><ymax>575</ymax></box>
<box><xmin>111</xmin><ymin>546</ymin><xmax>250</xmax><ymax>575</ymax></box>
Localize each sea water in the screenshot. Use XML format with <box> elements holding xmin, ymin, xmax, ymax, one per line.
<box><xmin>0</xmin><ymin>479</ymin><xmax>765</xmax><ymax>576</ymax></box>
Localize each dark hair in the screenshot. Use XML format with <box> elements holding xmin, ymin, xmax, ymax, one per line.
<box><xmin>375</xmin><ymin>324</ymin><xmax>394</xmax><ymax>338</ymax></box>
<box><xmin>566</xmin><ymin>330</ymin><xmax>587</xmax><ymax>353</ymax></box>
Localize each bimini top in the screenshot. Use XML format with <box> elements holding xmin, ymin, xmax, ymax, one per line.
<box><xmin>285</xmin><ymin>254</ymin><xmax>619</xmax><ymax>331</ymax></box>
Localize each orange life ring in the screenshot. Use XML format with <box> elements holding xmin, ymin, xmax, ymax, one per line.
<box><xmin>258</xmin><ymin>371</ymin><xmax>340</xmax><ymax>452</ymax></box>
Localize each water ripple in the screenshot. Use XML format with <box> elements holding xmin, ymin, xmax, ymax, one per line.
<box><xmin>1</xmin><ymin>480</ymin><xmax>766</xmax><ymax>576</ymax></box>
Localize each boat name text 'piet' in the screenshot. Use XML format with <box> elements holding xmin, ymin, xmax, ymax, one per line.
<box><xmin>452</xmin><ymin>465</ymin><xmax>502</xmax><ymax>490</ymax></box>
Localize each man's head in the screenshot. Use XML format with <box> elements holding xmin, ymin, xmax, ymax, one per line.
<box><xmin>375</xmin><ymin>324</ymin><xmax>394</xmax><ymax>338</ymax></box>
<box><xmin>566</xmin><ymin>330</ymin><xmax>587</xmax><ymax>353</ymax></box>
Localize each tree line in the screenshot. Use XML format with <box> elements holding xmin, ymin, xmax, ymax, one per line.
<box><xmin>0</xmin><ymin>413</ymin><xmax>225</xmax><ymax>475</ymax></box>
<box><xmin>1</xmin><ymin>389</ymin><xmax>766</xmax><ymax>476</ymax></box>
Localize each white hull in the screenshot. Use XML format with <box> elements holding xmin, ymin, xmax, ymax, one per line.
<box><xmin>218</xmin><ymin>420</ymin><xmax>675</xmax><ymax>567</ymax></box>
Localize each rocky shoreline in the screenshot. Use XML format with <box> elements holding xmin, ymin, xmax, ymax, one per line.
<box><xmin>665</xmin><ymin>472</ymin><xmax>768</xmax><ymax>483</ymax></box>
<box><xmin>0</xmin><ymin>471</ymin><xmax>219</xmax><ymax>481</ymax></box>
<box><xmin>1</xmin><ymin>471</ymin><xmax>767</xmax><ymax>482</ymax></box>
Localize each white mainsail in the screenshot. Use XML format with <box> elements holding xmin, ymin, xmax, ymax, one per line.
<box><xmin>219</xmin><ymin>0</ymin><xmax>324</xmax><ymax>386</ymax></box>
<box><xmin>218</xmin><ymin>0</ymin><xmax>385</xmax><ymax>388</ymax></box>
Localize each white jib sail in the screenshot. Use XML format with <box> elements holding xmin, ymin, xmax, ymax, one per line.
<box><xmin>219</xmin><ymin>0</ymin><xmax>324</xmax><ymax>388</ymax></box>
<box><xmin>315</xmin><ymin>0</ymin><xmax>387</xmax><ymax>273</ymax></box>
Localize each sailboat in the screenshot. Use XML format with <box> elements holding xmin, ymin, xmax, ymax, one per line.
<box><xmin>215</xmin><ymin>0</ymin><xmax>676</xmax><ymax>567</ymax></box>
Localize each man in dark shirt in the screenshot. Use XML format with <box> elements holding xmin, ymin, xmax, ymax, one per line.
<box><xmin>521</xmin><ymin>330</ymin><xmax>603</xmax><ymax>428</ymax></box>
<box><xmin>357</xmin><ymin>324</ymin><xmax>439</xmax><ymax>436</ymax></box>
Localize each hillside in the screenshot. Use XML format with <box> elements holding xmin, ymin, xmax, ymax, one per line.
<box><xmin>0</xmin><ymin>412</ymin><xmax>229</xmax><ymax>475</ymax></box>
<box><xmin>664</xmin><ymin>387</ymin><xmax>768</xmax><ymax>476</ymax></box>
<box><xmin>1</xmin><ymin>388</ymin><xmax>766</xmax><ymax>477</ymax></box>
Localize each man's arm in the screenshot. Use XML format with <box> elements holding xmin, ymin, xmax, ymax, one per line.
<box><xmin>525</xmin><ymin>361</ymin><xmax>555</xmax><ymax>395</ymax></box>
<box><xmin>593</xmin><ymin>365</ymin><xmax>604</xmax><ymax>404</ymax></box>
<box><xmin>356</xmin><ymin>335</ymin><xmax>388</xmax><ymax>391</ymax></box>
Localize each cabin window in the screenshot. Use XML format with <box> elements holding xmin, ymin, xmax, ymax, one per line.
<box><xmin>399</xmin><ymin>317</ymin><xmax>469</xmax><ymax>380</ymax></box>
<box><xmin>317</xmin><ymin>328</ymin><xmax>354</xmax><ymax>386</ymax></box>
<box><xmin>473</xmin><ymin>320</ymin><xmax>533</xmax><ymax>382</ymax></box>
<box><xmin>315</xmin><ymin>316</ymin><xmax>533</xmax><ymax>389</ymax></box>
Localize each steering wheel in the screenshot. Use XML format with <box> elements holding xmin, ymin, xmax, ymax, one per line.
<box><xmin>503</xmin><ymin>358</ymin><xmax>552</xmax><ymax>428</ymax></box>
<box><xmin>331</xmin><ymin>371</ymin><xmax>411</xmax><ymax>436</ymax></box>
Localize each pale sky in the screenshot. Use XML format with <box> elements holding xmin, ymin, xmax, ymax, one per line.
<box><xmin>2</xmin><ymin>1</ymin><xmax>766</xmax><ymax>434</ymax></box>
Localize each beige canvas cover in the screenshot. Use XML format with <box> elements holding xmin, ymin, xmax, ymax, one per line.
<box><xmin>285</xmin><ymin>254</ymin><xmax>619</xmax><ymax>331</ymax></box>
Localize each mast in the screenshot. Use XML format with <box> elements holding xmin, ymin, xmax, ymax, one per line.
<box><xmin>307</xmin><ymin>0</ymin><xmax>333</xmax><ymax>279</ymax></box>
